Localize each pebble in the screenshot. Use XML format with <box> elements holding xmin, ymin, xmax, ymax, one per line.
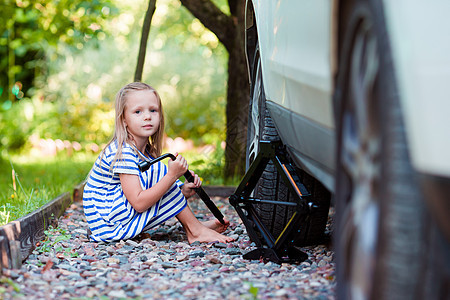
<box><xmin>0</xmin><ymin>197</ymin><xmax>336</xmax><ymax>299</ymax></box>
<box><xmin>224</xmin><ymin>247</ymin><xmax>241</xmax><ymax>255</ymax></box>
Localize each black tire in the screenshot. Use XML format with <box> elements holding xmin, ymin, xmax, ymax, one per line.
<box><xmin>334</xmin><ymin>0</ymin><xmax>429</xmax><ymax>298</ymax></box>
<box><xmin>246</xmin><ymin>42</ymin><xmax>292</xmax><ymax>241</ymax></box>
<box><xmin>246</xmin><ymin>21</ymin><xmax>331</xmax><ymax>246</ymax></box>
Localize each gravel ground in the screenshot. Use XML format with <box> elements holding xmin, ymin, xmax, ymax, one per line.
<box><xmin>0</xmin><ymin>196</ymin><xmax>336</xmax><ymax>299</ymax></box>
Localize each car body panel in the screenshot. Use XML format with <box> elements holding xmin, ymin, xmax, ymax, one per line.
<box><xmin>267</xmin><ymin>100</ymin><xmax>335</xmax><ymax>191</ymax></box>
<box><xmin>253</xmin><ymin>0</ymin><xmax>335</xmax><ymax>129</ymax></box>
<box><xmin>252</xmin><ymin>0</ymin><xmax>450</xmax><ymax>185</ymax></box>
<box><xmin>252</xmin><ymin>0</ymin><xmax>336</xmax><ymax>191</ymax></box>
<box><xmin>382</xmin><ymin>0</ymin><xmax>450</xmax><ymax>178</ymax></box>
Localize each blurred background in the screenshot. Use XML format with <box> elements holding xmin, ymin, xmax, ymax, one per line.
<box><xmin>0</xmin><ymin>0</ymin><xmax>234</xmax><ymax>224</ymax></box>
<box><xmin>1</xmin><ymin>0</ymin><xmax>228</xmax><ymax>155</ymax></box>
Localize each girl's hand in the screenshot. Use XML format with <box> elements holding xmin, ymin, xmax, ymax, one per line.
<box><xmin>181</xmin><ymin>171</ymin><xmax>202</xmax><ymax>198</ymax></box>
<box><xmin>167</xmin><ymin>153</ymin><xmax>188</xmax><ymax>179</ymax></box>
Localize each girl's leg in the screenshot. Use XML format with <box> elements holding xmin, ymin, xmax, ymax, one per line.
<box><xmin>176</xmin><ymin>206</ymin><xmax>234</xmax><ymax>244</ymax></box>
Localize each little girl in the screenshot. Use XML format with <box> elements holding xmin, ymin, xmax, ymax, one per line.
<box><xmin>83</xmin><ymin>82</ymin><xmax>233</xmax><ymax>244</ymax></box>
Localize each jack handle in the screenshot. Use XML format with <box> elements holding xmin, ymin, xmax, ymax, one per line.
<box><xmin>138</xmin><ymin>153</ymin><xmax>225</xmax><ymax>224</ymax></box>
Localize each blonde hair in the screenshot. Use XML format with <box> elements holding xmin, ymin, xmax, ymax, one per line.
<box><xmin>105</xmin><ymin>82</ymin><xmax>165</xmax><ymax>167</ymax></box>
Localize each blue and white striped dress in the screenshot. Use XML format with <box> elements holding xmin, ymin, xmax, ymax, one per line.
<box><xmin>83</xmin><ymin>141</ymin><xmax>187</xmax><ymax>242</ymax></box>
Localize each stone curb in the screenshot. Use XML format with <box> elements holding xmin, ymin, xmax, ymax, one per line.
<box><xmin>0</xmin><ymin>184</ymin><xmax>235</xmax><ymax>272</ymax></box>
<box><xmin>0</xmin><ymin>194</ymin><xmax>71</xmax><ymax>271</ymax></box>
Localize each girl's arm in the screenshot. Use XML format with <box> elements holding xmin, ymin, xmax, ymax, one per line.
<box><xmin>120</xmin><ymin>154</ymin><xmax>188</xmax><ymax>213</ymax></box>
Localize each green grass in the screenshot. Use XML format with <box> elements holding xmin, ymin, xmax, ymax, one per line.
<box><xmin>0</xmin><ymin>152</ymin><xmax>96</xmax><ymax>226</ymax></box>
<box><xmin>0</xmin><ymin>145</ymin><xmax>238</xmax><ymax>226</ymax></box>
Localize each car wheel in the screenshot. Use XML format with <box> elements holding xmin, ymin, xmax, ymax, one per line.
<box><xmin>246</xmin><ymin>27</ymin><xmax>331</xmax><ymax>246</ymax></box>
<box><xmin>334</xmin><ymin>0</ymin><xmax>428</xmax><ymax>298</ymax></box>
<box><xmin>246</xmin><ymin>42</ymin><xmax>293</xmax><ymax>240</ymax></box>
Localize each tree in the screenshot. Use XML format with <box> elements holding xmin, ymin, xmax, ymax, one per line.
<box><xmin>179</xmin><ymin>0</ymin><xmax>249</xmax><ymax>182</ymax></box>
<box><xmin>134</xmin><ymin>0</ymin><xmax>157</xmax><ymax>82</ymax></box>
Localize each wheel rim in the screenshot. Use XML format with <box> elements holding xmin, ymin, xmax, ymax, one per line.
<box><xmin>247</xmin><ymin>52</ymin><xmax>262</xmax><ymax>166</ymax></box>
<box><xmin>340</xmin><ymin>17</ymin><xmax>381</xmax><ymax>299</ymax></box>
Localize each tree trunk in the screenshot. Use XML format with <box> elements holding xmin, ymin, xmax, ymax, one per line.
<box><xmin>224</xmin><ymin>2</ymin><xmax>248</xmax><ymax>182</ymax></box>
<box><xmin>7</xmin><ymin>18</ymin><xmax>15</xmax><ymax>102</ymax></box>
<box><xmin>179</xmin><ymin>0</ymin><xmax>249</xmax><ymax>182</ymax></box>
<box><xmin>135</xmin><ymin>0</ymin><xmax>157</xmax><ymax>82</ymax></box>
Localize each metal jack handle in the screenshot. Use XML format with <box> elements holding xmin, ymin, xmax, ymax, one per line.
<box><xmin>138</xmin><ymin>153</ymin><xmax>225</xmax><ymax>225</ymax></box>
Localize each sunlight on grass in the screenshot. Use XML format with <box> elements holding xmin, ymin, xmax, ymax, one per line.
<box><xmin>0</xmin><ymin>152</ymin><xmax>96</xmax><ymax>226</ymax></box>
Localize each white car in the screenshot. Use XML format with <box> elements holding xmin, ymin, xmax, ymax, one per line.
<box><xmin>244</xmin><ymin>0</ymin><xmax>450</xmax><ymax>299</ymax></box>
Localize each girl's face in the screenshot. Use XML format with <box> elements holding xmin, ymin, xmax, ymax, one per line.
<box><xmin>123</xmin><ymin>90</ymin><xmax>161</xmax><ymax>147</ymax></box>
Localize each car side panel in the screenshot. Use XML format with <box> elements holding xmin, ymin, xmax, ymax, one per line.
<box><xmin>382</xmin><ymin>0</ymin><xmax>450</xmax><ymax>178</ymax></box>
<box><xmin>252</xmin><ymin>0</ymin><xmax>336</xmax><ymax>189</ymax></box>
<box><xmin>253</xmin><ymin>0</ymin><xmax>335</xmax><ymax>129</ymax></box>
<box><xmin>267</xmin><ymin>100</ymin><xmax>335</xmax><ymax>191</ymax></box>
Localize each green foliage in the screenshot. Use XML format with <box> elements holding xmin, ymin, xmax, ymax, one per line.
<box><xmin>187</xmin><ymin>141</ymin><xmax>226</xmax><ymax>185</ymax></box>
<box><xmin>149</xmin><ymin>0</ymin><xmax>227</xmax><ymax>141</ymax></box>
<box><xmin>179</xmin><ymin>140</ymin><xmax>241</xmax><ymax>186</ymax></box>
<box><xmin>1</xmin><ymin>97</ymin><xmax>53</xmax><ymax>150</ymax></box>
<box><xmin>0</xmin><ymin>0</ymin><xmax>117</xmax><ymax>101</ymax></box>
<box><xmin>0</xmin><ymin>95</ymin><xmax>113</xmax><ymax>151</ymax></box>
<box><xmin>0</xmin><ymin>0</ymin><xmax>230</xmax><ymax>209</ymax></box>
<box><xmin>0</xmin><ymin>276</ymin><xmax>20</xmax><ymax>293</ymax></box>
<box><xmin>17</xmin><ymin>0</ymin><xmax>228</xmax><ymax>146</ymax></box>
<box><xmin>0</xmin><ymin>152</ymin><xmax>95</xmax><ymax>225</ymax></box>
<box><xmin>243</xmin><ymin>281</ymin><xmax>259</xmax><ymax>299</ymax></box>
<box><xmin>0</xmin><ymin>0</ymin><xmax>115</xmax><ymax>46</ymax></box>
<box><xmin>0</xmin><ymin>0</ymin><xmax>227</xmax><ymax>153</ymax></box>
<box><xmin>35</xmin><ymin>225</ymin><xmax>77</xmax><ymax>257</ymax></box>
<box><xmin>0</xmin><ymin>99</ymin><xmax>29</xmax><ymax>150</ymax></box>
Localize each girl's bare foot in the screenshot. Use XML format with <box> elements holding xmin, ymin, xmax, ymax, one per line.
<box><xmin>202</xmin><ymin>218</ymin><xmax>230</xmax><ymax>233</ymax></box>
<box><xmin>175</xmin><ymin>206</ymin><xmax>233</xmax><ymax>244</ymax></box>
<box><xmin>187</xmin><ymin>225</ymin><xmax>234</xmax><ymax>244</ymax></box>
